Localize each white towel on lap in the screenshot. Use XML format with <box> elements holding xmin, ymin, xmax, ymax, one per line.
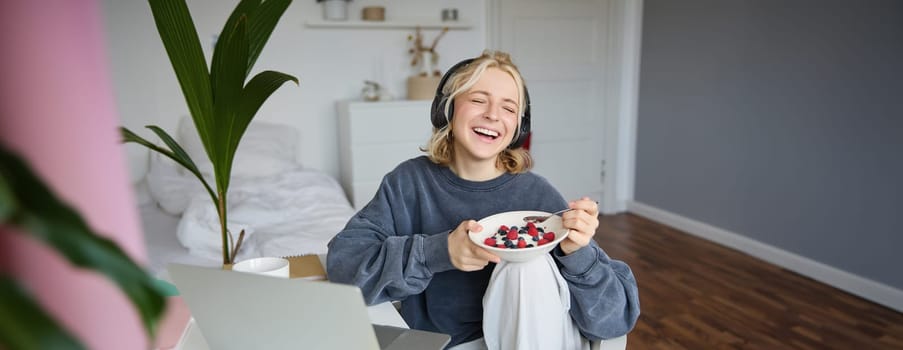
<box><xmin>482</xmin><ymin>255</ymin><xmax>590</xmax><ymax>350</ymax></box>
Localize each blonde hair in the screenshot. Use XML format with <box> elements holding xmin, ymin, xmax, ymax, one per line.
<box><xmin>422</xmin><ymin>50</ymin><xmax>533</xmax><ymax>173</ymax></box>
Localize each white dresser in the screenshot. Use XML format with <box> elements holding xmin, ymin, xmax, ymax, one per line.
<box><xmin>337</xmin><ymin>100</ymin><xmax>433</xmax><ymax>210</ymax></box>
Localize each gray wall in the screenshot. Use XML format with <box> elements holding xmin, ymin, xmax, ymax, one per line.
<box><xmin>635</xmin><ymin>0</ymin><xmax>903</xmax><ymax>290</ymax></box>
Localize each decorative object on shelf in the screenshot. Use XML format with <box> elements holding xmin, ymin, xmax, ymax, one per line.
<box><xmin>407</xmin><ymin>76</ymin><xmax>440</xmax><ymax>100</ymax></box>
<box><xmin>361</xmin><ymin>80</ymin><xmax>393</xmax><ymax>101</ymax></box>
<box><xmin>361</xmin><ymin>6</ymin><xmax>385</xmax><ymax>21</ymax></box>
<box><xmin>317</xmin><ymin>0</ymin><xmax>350</xmax><ymax>21</ymax></box>
<box><xmin>406</xmin><ymin>26</ymin><xmax>449</xmax><ymax>100</ymax></box>
<box><xmin>441</xmin><ymin>8</ymin><xmax>458</xmax><ymax>22</ymax></box>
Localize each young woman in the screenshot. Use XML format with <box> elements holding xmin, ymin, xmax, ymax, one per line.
<box><xmin>327</xmin><ymin>51</ymin><xmax>640</xmax><ymax>349</ymax></box>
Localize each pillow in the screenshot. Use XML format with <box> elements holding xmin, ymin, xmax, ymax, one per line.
<box><xmin>176</xmin><ymin>116</ymin><xmax>300</xmax><ymax>178</ymax></box>
<box><xmin>146</xmin><ymin>150</ymin><xmax>206</xmax><ymax>215</ymax></box>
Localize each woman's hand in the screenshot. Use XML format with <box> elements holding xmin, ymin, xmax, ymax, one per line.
<box><xmin>559</xmin><ymin>197</ymin><xmax>599</xmax><ymax>255</ymax></box>
<box><xmin>448</xmin><ymin>220</ymin><xmax>500</xmax><ymax>271</ymax></box>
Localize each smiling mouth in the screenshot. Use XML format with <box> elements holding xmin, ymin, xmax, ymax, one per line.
<box><xmin>473</xmin><ymin>127</ymin><xmax>500</xmax><ymax>140</ymax></box>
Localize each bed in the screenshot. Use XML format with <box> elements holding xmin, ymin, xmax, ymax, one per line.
<box><xmin>138</xmin><ymin>118</ymin><xmax>356</xmax><ymax>277</ymax></box>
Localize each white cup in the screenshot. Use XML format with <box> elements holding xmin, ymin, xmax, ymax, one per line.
<box><xmin>322</xmin><ymin>0</ymin><xmax>348</xmax><ymax>21</ymax></box>
<box><xmin>232</xmin><ymin>257</ymin><xmax>290</xmax><ymax>278</ymax></box>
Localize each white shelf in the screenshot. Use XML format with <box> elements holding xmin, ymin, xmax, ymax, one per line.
<box><xmin>305</xmin><ymin>18</ymin><xmax>472</xmax><ymax>30</ymax></box>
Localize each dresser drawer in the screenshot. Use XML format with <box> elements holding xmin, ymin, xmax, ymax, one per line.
<box><xmin>344</xmin><ymin>101</ymin><xmax>432</xmax><ymax>144</ymax></box>
<box><xmin>338</xmin><ymin>100</ymin><xmax>434</xmax><ymax>210</ymax></box>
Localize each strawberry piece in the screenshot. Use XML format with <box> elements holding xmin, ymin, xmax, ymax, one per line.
<box><xmin>517</xmin><ymin>240</ymin><xmax>527</xmax><ymax>248</ymax></box>
<box><xmin>527</xmin><ymin>226</ymin><xmax>539</xmax><ymax>237</ymax></box>
<box><xmin>499</xmin><ymin>225</ymin><xmax>509</xmax><ymax>232</ymax></box>
<box><xmin>497</xmin><ymin>243</ymin><xmax>507</xmax><ymax>248</ymax></box>
<box><xmin>543</xmin><ymin>232</ymin><xmax>556</xmax><ymax>241</ymax></box>
<box><xmin>484</xmin><ymin>237</ymin><xmax>497</xmax><ymax>246</ymax></box>
<box><xmin>537</xmin><ymin>239</ymin><xmax>549</xmax><ymax>246</ymax></box>
<box><xmin>526</xmin><ymin>221</ymin><xmax>536</xmax><ymax>230</ymax></box>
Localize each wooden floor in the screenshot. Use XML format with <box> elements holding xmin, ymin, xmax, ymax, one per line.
<box><xmin>594</xmin><ymin>213</ymin><xmax>903</xmax><ymax>350</ymax></box>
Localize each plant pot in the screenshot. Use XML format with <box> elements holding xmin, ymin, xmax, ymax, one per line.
<box><xmin>407</xmin><ymin>75</ymin><xmax>441</xmax><ymax>100</ymax></box>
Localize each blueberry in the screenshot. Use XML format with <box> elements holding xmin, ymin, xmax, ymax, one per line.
<box><xmin>532</xmin><ymin>236</ymin><xmax>539</xmax><ymax>241</ymax></box>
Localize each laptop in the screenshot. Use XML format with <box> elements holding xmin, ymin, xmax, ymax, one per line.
<box><xmin>167</xmin><ymin>263</ymin><xmax>450</xmax><ymax>350</ymax></box>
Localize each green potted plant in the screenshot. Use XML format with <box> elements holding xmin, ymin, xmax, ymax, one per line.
<box><xmin>122</xmin><ymin>0</ymin><xmax>297</xmax><ymax>265</ymax></box>
<box><xmin>0</xmin><ymin>145</ymin><xmax>167</xmax><ymax>349</ymax></box>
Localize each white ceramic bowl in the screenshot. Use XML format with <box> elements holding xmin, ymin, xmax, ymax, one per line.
<box><xmin>468</xmin><ymin>210</ymin><xmax>569</xmax><ymax>263</ymax></box>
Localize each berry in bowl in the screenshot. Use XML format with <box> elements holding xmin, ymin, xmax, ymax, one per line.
<box><xmin>468</xmin><ymin>210</ymin><xmax>570</xmax><ymax>263</ymax></box>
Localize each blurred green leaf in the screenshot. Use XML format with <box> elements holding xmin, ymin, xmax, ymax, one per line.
<box><xmin>0</xmin><ymin>145</ymin><xmax>167</xmax><ymax>341</ymax></box>
<box><xmin>0</xmin><ymin>276</ymin><xmax>85</xmax><ymax>350</ymax></box>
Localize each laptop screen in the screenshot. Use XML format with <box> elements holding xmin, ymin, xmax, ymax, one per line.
<box><xmin>167</xmin><ymin>263</ymin><xmax>448</xmax><ymax>350</ymax></box>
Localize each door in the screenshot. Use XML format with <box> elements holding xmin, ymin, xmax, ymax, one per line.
<box><xmin>491</xmin><ymin>0</ymin><xmax>610</xmax><ymax>204</ymax></box>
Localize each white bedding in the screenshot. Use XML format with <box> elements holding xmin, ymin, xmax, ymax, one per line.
<box><xmin>138</xmin><ymin>119</ymin><xmax>355</xmax><ymax>276</ymax></box>
<box><xmin>141</xmin><ymin>202</ymin><xmax>216</xmax><ymax>275</ymax></box>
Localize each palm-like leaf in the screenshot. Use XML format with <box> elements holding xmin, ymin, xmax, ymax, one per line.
<box><xmin>211</xmin><ymin>12</ymin><xmax>250</xmax><ymax>193</ymax></box>
<box><xmin>245</xmin><ymin>0</ymin><xmax>292</xmax><ymax>76</ymax></box>
<box><xmin>210</xmin><ymin>0</ymin><xmax>294</xmax><ymax>192</ymax></box>
<box><xmin>231</xmin><ymin>70</ymin><xmax>298</xmax><ymax>157</ymax></box>
<box><xmin>120</xmin><ymin>126</ymin><xmax>217</xmax><ymax>204</ymax></box>
<box><xmin>148</xmin><ymin>0</ymin><xmax>214</xmax><ymax>156</ymax></box>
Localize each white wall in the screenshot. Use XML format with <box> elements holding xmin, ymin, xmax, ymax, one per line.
<box><xmin>103</xmin><ymin>0</ymin><xmax>486</xmax><ymax>183</ymax></box>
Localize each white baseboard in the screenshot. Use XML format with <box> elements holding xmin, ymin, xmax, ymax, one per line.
<box><xmin>627</xmin><ymin>200</ymin><xmax>903</xmax><ymax>313</ymax></box>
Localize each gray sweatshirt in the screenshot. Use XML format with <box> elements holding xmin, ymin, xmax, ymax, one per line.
<box><xmin>327</xmin><ymin>156</ymin><xmax>640</xmax><ymax>348</ymax></box>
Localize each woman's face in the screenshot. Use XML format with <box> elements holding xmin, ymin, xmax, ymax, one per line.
<box><xmin>450</xmin><ymin>67</ymin><xmax>520</xmax><ymax>164</ymax></box>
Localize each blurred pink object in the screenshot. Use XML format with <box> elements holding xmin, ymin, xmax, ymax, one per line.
<box><xmin>154</xmin><ymin>297</ymin><xmax>192</xmax><ymax>349</ymax></box>
<box><xmin>0</xmin><ymin>0</ymin><xmax>151</xmax><ymax>349</ymax></box>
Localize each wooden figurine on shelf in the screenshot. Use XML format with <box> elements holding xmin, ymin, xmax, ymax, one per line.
<box><xmin>408</xmin><ymin>26</ymin><xmax>449</xmax><ymax>77</ymax></box>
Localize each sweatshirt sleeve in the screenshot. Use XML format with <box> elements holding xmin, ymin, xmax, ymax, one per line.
<box><xmin>326</xmin><ymin>180</ymin><xmax>457</xmax><ymax>306</ymax></box>
<box><xmin>552</xmin><ymin>242</ymin><xmax>641</xmax><ymax>340</ymax></box>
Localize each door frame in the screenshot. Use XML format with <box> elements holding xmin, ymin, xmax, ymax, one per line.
<box><xmin>486</xmin><ymin>0</ymin><xmax>643</xmax><ymax>214</ymax></box>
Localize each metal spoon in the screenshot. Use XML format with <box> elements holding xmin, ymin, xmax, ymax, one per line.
<box><xmin>522</xmin><ymin>208</ymin><xmax>573</xmax><ymax>223</ymax></box>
